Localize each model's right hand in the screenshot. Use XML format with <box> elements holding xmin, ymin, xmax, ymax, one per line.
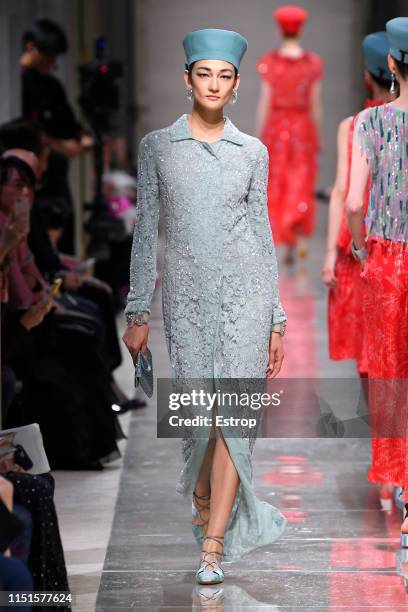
<box><xmin>321</xmin><ymin>250</ymin><xmax>337</xmax><ymax>288</ymax></box>
<box><xmin>122</xmin><ymin>324</ymin><xmax>149</xmax><ymax>362</ymax></box>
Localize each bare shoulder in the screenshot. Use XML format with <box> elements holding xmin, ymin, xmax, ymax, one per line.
<box><xmin>337</xmin><ymin>115</ymin><xmax>353</xmax><ymax>139</ymax></box>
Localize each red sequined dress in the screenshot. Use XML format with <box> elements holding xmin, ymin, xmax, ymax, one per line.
<box><xmin>257</xmin><ymin>50</ymin><xmax>323</xmax><ymax>245</ymax></box>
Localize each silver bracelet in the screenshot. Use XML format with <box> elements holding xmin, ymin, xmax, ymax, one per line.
<box><xmin>125</xmin><ymin>312</ymin><xmax>149</xmax><ymax>328</ymax></box>
<box><xmin>271</xmin><ymin>321</ymin><xmax>286</xmax><ymax>336</ymax></box>
<box><xmin>351</xmin><ymin>241</ymin><xmax>367</xmax><ymax>262</ymax></box>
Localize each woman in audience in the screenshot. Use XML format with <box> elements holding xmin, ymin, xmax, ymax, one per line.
<box><xmin>0</xmin><ymin>477</ymin><xmax>33</xmax><ymax>612</ymax></box>
<box><xmin>0</xmin><ymin>153</ymin><xmax>123</xmax><ymax>469</ymax></box>
<box><xmin>0</xmin><ymin>118</ymin><xmax>144</xmax><ymax>407</ymax></box>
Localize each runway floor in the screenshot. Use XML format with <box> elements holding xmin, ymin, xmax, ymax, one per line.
<box><xmin>91</xmin><ymin>201</ymin><xmax>408</xmax><ymax>611</ymax></box>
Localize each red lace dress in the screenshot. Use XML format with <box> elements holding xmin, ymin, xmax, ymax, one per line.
<box><xmin>355</xmin><ymin>103</ymin><xmax>408</xmax><ymax>492</ymax></box>
<box><xmin>327</xmin><ymin>102</ymin><xmax>382</xmax><ymax>374</ymax></box>
<box><xmin>257</xmin><ymin>50</ymin><xmax>323</xmax><ymax>245</ymax></box>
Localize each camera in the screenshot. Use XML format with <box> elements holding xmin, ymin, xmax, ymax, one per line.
<box><xmin>78</xmin><ymin>36</ymin><xmax>123</xmax><ymax>134</ymax></box>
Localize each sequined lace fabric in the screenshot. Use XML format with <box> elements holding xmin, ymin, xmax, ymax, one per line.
<box><xmin>126</xmin><ymin>113</ymin><xmax>286</xmax><ymax>378</ymax></box>
<box><xmin>357</xmin><ymin>104</ymin><xmax>408</xmax><ymax>243</ymax></box>
<box><xmin>257</xmin><ymin>50</ymin><xmax>323</xmax><ymax>245</ymax></box>
<box><xmin>126</xmin><ymin>114</ymin><xmax>287</xmax><ymax>561</ymax></box>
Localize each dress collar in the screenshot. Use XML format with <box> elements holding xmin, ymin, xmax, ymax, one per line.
<box><xmin>169</xmin><ymin>113</ymin><xmax>244</xmax><ymax>145</ymax></box>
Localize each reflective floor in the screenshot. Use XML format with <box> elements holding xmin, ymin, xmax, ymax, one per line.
<box><xmin>96</xmin><ymin>203</ymin><xmax>408</xmax><ymax>610</ymax></box>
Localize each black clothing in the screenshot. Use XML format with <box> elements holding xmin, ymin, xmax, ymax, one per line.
<box><xmin>2</xmin><ymin>307</ymin><xmax>123</xmax><ymax>470</ymax></box>
<box><xmin>0</xmin><ymin>499</ymin><xmax>25</xmax><ymax>553</ymax></box>
<box><xmin>28</xmin><ymin>203</ymin><xmax>122</xmax><ymax>369</ymax></box>
<box><xmin>3</xmin><ymin>472</ymin><xmax>71</xmax><ymax>612</ymax></box>
<box><xmin>22</xmin><ymin>66</ymin><xmax>81</xmax><ymax>197</ymax></box>
<box><xmin>22</xmin><ymin>66</ymin><xmax>81</xmax><ymax>253</ymax></box>
<box><xmin>28</xmin><ymin>202</ymin><xmax>68</xmax><ymax>281</ymax></box>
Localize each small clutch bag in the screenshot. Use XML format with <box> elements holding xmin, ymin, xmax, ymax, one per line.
<box><xmin>134</xmin><ymin>347</ymin><xmax>153</xmax><ymax>398</ymax></box>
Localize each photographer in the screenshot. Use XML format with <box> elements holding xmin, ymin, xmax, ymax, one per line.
<box><xmin>20</xmin><ymin>18</ymin><xmax>92</xmax><ymax>254</ymax></box>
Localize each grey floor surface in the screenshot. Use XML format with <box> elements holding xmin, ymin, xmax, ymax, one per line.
<box><xmin>91</xmin><ymin>202</ymin><xmax>408</xmax><ymax>611</ymax></box>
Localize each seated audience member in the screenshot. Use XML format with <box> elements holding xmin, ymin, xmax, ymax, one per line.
<box><xmin>0</xmin><ymin>118</ymin><xmax>145</xmax><ymax>407</ymax></box>
<box><xmin>0</xmin><ymin>467</ymin><xmax>71</xmax><ymax>612</ymax></box>
<box><xmin>0</xmin><ymin>153</ymin><xmax>123</xmax><ymax>469</ymax></box>
<box><xmin>0</xmin><ymin>191</ymin><xmax>32</xmax><ymax>421</ymax></box>
<box><xmin>0</xmin><ymin>476</ymin><xmax>33</xmax><ymax>611</ymax></box>
<box><xmin>1</xmin><ymin>471</ymin><xmax>69</xmax><ymax>606</ymax></box>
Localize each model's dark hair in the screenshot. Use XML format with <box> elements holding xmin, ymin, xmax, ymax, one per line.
<box><xmin>0</xmin><ymin>156</ymin><xmax>36</xmax><ymax>190</ymax></box>
<box><xmin>22</xmin><ymin>18</ymin><xmax>68</xmax><ymax>55</ymax></box>
<box><xmin>188</xmin><ymin>61</ymin><xmax>238</xmax><ymax>77</ymax></box>
<box><xmin>0</xmin><ymin>119</ymin><xmax>44</xmax><ymax>157</ymax></box>
<box><xmin>282</xmin><ymin>33</ymin><xmax>301</xmax><ymax>40</ymax></box>
<box><xmin>368</xmin><ymin>70</ymin><xmax>393</xmax><ymax>91</ymax></box>
<box><xmin>394</xmin><ymin>57</ymin><xmax>408</xmax><ymax>81</ymax></box>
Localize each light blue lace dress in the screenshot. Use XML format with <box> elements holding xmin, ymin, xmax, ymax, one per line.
<box><xmin>126</xmin><ymin>113</ymin><xmax>287</xmax><ymax>561</ymax></box>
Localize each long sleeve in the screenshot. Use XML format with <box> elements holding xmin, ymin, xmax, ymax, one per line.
<box><xmin>247</xmin><ymin>144</ymin><xmax>286</xmax><ymax>326</ymax></box>
<box><xmin>125</xmin><ymin>135</ymin><xmax>160</xmax><ymax>316</ymax></box>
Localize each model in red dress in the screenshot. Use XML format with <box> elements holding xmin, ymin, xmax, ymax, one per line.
<box><xmin>323</xmin><ymin>33</ymin><xmax>397</xmax><ymax>518</ymax></box>
<box><xmin>322</xmin><ymin>32</ymin><xmax>395</xmax><ymax>375</ymax></box>
<box><xmin>347</xmin><ymin>17</ymin><xmax>408</xmax><ymax>546</ymax></box>
<box><xmin>256</xmin><ymin>6</ymin><xmax>323</xmax><ymax>263</ymax></box>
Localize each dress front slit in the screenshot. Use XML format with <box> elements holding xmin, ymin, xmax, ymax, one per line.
<box><xmin>125</xmin><ymin>113</ymin><xmax>288</xmax><ymax>562</ymax></box>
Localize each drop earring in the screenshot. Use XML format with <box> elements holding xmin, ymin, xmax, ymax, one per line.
<box><xmin>390</xmin><ymin>72</ymin><xmax>397</xmax><ymax>94</ymax></box>
<box><xmin>229</xmin><ymin>89</ymin><xmax>238</xmax><ymax>105</ymax></box>
<box><xmin>185</xmin><ymin>86</ymin><xmax>193</xmax><ymax>102</ymax></box>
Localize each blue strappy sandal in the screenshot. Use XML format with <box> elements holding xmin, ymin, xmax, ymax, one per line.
<box><xmin>195</xmin><ymin>535</ymin><xmax>224</xmax><ymax>585</ymax></box>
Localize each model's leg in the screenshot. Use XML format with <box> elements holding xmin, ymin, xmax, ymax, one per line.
<box><xmin>283</xmin><ymin>245</ymin><xmax>295</xmax><ymax>266</ymax></box>
<box><xmin>203</xmin><ymin>432</ymin><xmax>240</xmax><ymax>556</ymax></box>
<box><xmin>296</xmin><ymin>230</ymin><xmax>309</xmax><ymax>260</ymax></box>
<box><xmin>192</xmin><ymin>437</ymin><xmax>216</xmax><ymax>534</ymax></box>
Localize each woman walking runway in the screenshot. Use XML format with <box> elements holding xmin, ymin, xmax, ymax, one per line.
<box><xmin>256</xmin><ymin>5</ymin><xmax>323</xmax><ymax>263</ymax></box>
<box><xmin>346</xmin><ymin>17</ymin><xmax>408</xmax><ymax>546</ymax></box>
<box><xmin>123</xmin><ymin>28</ymin><xmax>287</xmax><ymax>583</ymax></box>
<box><xmin>322</xmin><ymin>31</ymin><xmax>395</xmax><ymax>376</ymax></box>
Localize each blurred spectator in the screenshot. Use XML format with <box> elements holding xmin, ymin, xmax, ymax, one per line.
<box><xmin>20</xmin><ymin>19</ymin><xmax>92</xmax><ymax>254</ymax></box>
<box><xmin>0</xmin><ymin>466</ymin><xmax>71</xmax><ymax>611</ymax></box>
<box><xmin>95</xmin><ymin>136</ymin><xmax>138</xmax><ymax>308</ymax></box>
<box><xmin>0</xmin><ymin>119</ymin><xmax>123</xmax><ymax>371</ymax></box>
<box><xmin>0</xmin><ymin>477</ymin><xmax>33</xmax><ymax>611</ymax></box>
<box><xmin>0</xmin><ymin>154</ymin><xmax>124</xmax><ymax>468</ymax></box>
<box><xmin>2</xmin><ymin>472</ymin><xmax>70</xmax><ymax>609</ymax></box>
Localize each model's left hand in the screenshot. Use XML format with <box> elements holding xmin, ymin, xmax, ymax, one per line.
<box><xmin>266</xmin><ymin>332</ymin><xmax>284</xmax><ymax>378</ymax></box>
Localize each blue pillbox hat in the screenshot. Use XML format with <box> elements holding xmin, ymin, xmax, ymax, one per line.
<box><xmin>183</xmin><ymin>28</ymin><xmax>248</xmax><ymax>71</ymax></box>
<box><xmin>386</xmin><ymin>17</ymin><xmax>408</xmax><ymax>63</ymax></box>
<box><xmin>362</xmin><ymin>32</ymin><xmax>391</xmax><ymax>79</ymax></box>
